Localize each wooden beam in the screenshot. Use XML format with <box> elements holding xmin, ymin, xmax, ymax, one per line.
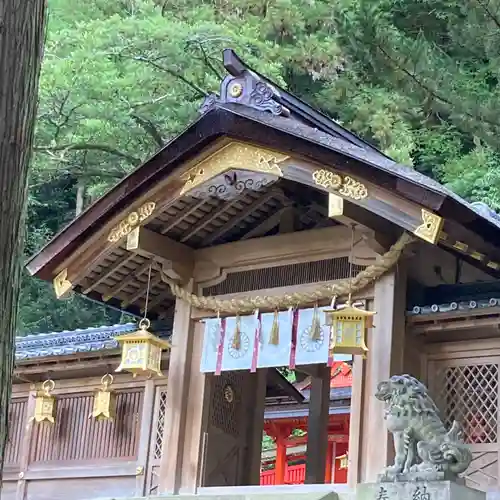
<box><xmin>132</xmin><ymin>227</ymin><xmax>194</xmax><ymax>282</ymax></box>
<box><xmin>241</xmin><ymin>206</ymin><xmax>289</xmax><ymax>240</ymax></box>
<box><xmin>279</xmin><ymin>205</ymin><xmax>295</xmax><ymax>233</ymax></box>
<box><xmin>194</xmin><ymin>226</ymin><xmax>376</xmax><ymax>282</ymax></box>
<box><xmin>285</xmin><ymin>159</ymin><xmax>444</xmax><ymax>245</ymax></box>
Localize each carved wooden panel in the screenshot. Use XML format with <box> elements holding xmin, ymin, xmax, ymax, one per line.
<box><xmin>5</xmin><ymin>398</ymin><xmax>28</xmax><ymax>466</ymax></box>
<box><xmin>30</xmin><ymin>389</ymin><xmax>143</xmax><ymax>462</ymax></box>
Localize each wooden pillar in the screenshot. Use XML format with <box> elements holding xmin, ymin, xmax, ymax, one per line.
<box><xmin>135</xmin><ymin>380</ymin><xmax>155</xmax><ymax>496</ymax></box>
<box><xmin>358</xmin><ymin>266</ymin><xmax>407</xmax><ymax>483</ymax></box>
<box><xmin>305</xmin><ymin>365</ymin><xmax>330</xmax><ymax>484</ymax></box>
<box><xmin>179</xmin><ymin>320</ymin><xmax>209</xmax><ymax>493</ymax></box>
<box><xmin>325</xmin><ymin>441</ymin><xmax>333</xmax><ymax>483</ymax></box>
<box><xmin>347</xmin><ymin>354</ymin><xmax>364</xmax><ymax>488</ymax></box>
<box><xmin>242</xmin><ymin>369</ymin><xmax>268</xmax><ymax>485</ymax></box>
<box><xmin>331</xmin><ymin>441</ymin><xmax>337</xmax><ymax>483</ymax></box>
<box><xmin>275</xmin><ymin>435</ymin><xmax>287</xmax><ymax>485</ymax></box>
<box><xmin>159</xmin><ymin>283</ymin><xmax>199</xmax><ymax>494</ymax></box>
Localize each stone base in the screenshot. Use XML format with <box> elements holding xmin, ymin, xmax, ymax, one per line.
<box><xmin>357</xmin><ymin>481</ymin><xmax>485</xmax><ymax>500</ymax></box>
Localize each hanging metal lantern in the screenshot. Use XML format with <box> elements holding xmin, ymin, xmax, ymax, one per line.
<box><xmin>324</xmin><ymin>302</ymin><xmax>374</xmax><ymax>356</ymax></box>
<box><xmin>90</xmin><ymin>374</ymin><xmax>116</xmax><ymax>421</ymax></box>
<box><xmin>31</xmin><ymin>380</ymin><xmax>56</xmax><ymax>424</ymax></box>
<box><xmin>337</xmin><ymin>453</ymin><xmax>349</xmax><ymax>469</ymax></box>
<box><xmin>115</xmin><ymin>318</ymin><xmax>170</xmax><ymax>377</ymax></box>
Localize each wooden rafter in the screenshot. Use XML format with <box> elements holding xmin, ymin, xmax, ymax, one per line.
<box><xmin>160</xmin><ymin>197</ymin><xmax>207</xmax><ymax>235</ymax></box>
<box><xmin>121</xmin><ymin>274</ymin><xmax>163</xmax><ymax>308</ymax></box>
<box><xmin>102</xmin><ymin>258</ymin><xmax>155</xmax><ymax>302</ymax></box>
<box><xmin>179</xmin><ymin>196</ymin><xmax>243</xmax><ymax>243</ymax></box>
<box><xmin>203</xmin><ymin>190</ymin><xmax>280</xmax><ymax>245</ymax></box>
<box><xmin>82</xmin><ymin>251</ymin><xmax>136</xmax><ymax>295</ymax></box>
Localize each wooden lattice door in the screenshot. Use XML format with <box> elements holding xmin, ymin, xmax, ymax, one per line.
<box><xmin>201</xmin><ymin>372</ymin><xmax>249</xmax><ymax>487</ymax></box>
<box><xmin>146</xmin><ymin>385</ymin><xmax>168</xmax><ymax>495</ymax></box>
<box><xmin>428</xmin><ymin>357</ymin><xmax>500</xmax><ymax>492</ymax></box>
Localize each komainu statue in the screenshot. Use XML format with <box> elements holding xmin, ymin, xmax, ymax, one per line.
<box><xmin>375</xmin><ymin>374</ymin><xmax>472</xmax><ymax>482</ymax></box>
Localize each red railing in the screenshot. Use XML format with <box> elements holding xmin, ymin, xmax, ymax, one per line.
<box><xmin>260</xmin><ymin>464</ymin><xmax>306</xmax><ymax>485</ymax></box>
<box><xmin>260</xmin><ymin>463</ymin><xmax>347</xmax><ymax>485</ymax></box>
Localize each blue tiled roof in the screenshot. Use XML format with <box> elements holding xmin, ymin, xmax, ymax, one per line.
<box><xmin>15</xmin><ymin>323</ymin><xmax>137</xmax><ymax>361</ymax></box>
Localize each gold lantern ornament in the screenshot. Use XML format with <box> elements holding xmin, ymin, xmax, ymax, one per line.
<box><xmin>90</xmin><ymin>374</ymin><xmax>116</xmax><ymax>421</ymax></box>
<box><xmin>115</xmin><ymin>318</ymin><xmax>170</xmax><ymax>377</ymax></box>
<box><xmin>336</xmin><ymin>453</ymin><xmax>349</xmax><ymax>470</ymax></box>
<box><xmin>31</xmin><ymin>379</ymin><xmax>56</xmax><ymax>424</ymax></box>
<box><xmin>324</xmin><ymin>300</ymin><xmax>374</xmax><ymax>357</ymax></box>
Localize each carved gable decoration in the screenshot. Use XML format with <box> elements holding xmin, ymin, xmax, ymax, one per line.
<box><xmin>180</xmin><ymin>142</ymin><xmax>288</xmax><ymax>198</ymax></box>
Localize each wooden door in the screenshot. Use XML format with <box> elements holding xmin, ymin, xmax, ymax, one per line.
<box><xmin>201</xmin><ymin>371</ymin><xmax>250</xmax><ymax>487</ymax></box>
<box><xmin>428</xmin><ymin>356</ymin><xmax>500</xmax><ymax>492</ymax></box>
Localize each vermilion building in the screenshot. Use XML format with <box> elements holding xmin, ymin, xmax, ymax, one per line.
<box><xmin>260</xmin><ymin>361</ymin><xmax>352</xmax><ymax>485</ymax></box>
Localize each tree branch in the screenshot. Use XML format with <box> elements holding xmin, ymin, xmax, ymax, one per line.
<box><xmin>130</xmin><ymin>113</ymin><xmax>164</xmax><ymax>147</ymax></box>
<box><xmin>133</xmin><ymin>55</ymin><xmax>208</xmax><ymax>98</ymax></box>
<box><xmin>34</xmin><ymin>143</ymin><xmax>141</xmax><ymax>165</ymax></box>
<box><xmin>472</xmin><ymin>0</ymin><xmax>500</xmax><ymax>31</ymax></box>
<box><xmin>375</xmin><ymin>42</ymin><xmax>500</xmax><ymax>131</ymax></box>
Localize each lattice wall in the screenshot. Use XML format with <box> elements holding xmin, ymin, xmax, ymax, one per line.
<box><xmin>433</xmin><ymin>364</ymin><xmax>498</xmax><ymax>445</ymax></box>
<box><xmin>153</xmin><ymin>389</ymin><xmax>168</xmax><ymax>460</ymax></box>
<box><xmin>5</xmin><ymin>398</ymin><xmax>28</xmax><ymax>466</ymax></box>
<box><xmin>430</xmin><ymin>359</ymin><xmax>500</xmax><ymax>492</ymax></box>
<box><xmin>30</xmin><ymin>389</ymin><xmax>143</xmax><ymax>462</ymax></box>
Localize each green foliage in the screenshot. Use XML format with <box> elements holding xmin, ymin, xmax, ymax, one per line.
<box><xmin>22</xmin><ymin>0</ymin><xmax>500</xmax><ymax>333</ymax></box>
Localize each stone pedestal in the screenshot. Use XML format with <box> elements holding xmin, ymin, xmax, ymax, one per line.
<box><xmin>357</xmin><ymin>482</ymin><xmax>486</xmax><ymax>500</ymax></box>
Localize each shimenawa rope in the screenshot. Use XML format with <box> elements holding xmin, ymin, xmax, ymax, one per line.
<box><xmin>160</xmin><ymin>232</ymin><xmax>415</xmax><ymax>314</ymax></box>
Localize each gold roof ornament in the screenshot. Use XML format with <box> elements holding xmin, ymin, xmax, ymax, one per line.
<box><xmin>31</xmin><ymin>380</ymin><xmax>56</xmax><ymax>424</ymax></box>
<box><xmin>90</xmin><ymin>374</ymin><xmax>116</xmax><ymax>421</ymax></box>
<box><xmin>115</xmin><ymin>318</ymin><xmax>170</xmax><ymax>378</ymax></box>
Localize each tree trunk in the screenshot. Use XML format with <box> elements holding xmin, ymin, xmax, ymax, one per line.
<box><xmin>0</xmin><ymin>0</ymin><xmax>47</xmax><ymax>481</ymax></box>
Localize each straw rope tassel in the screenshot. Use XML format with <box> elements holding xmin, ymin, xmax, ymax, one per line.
<box><xmin>269</xmin><ymin>310</ymin><xmax>280</xmax><ymax>345</ymax></box>
<box><xmin>232</xmin><ymin>315</ymin><xmax>242</xmax><ymax>350</ymax></box>
<box><xmin>160</xmin><ymin>232</ymin><xmax>415</xmax><ymax>314</ymax></box>
<box><xmin>310</xmin><ymin>304</ymin><xmax>321</xmax><ymax>340</ymax></box>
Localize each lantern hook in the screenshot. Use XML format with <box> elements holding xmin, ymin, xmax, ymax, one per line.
<box><xmin>101</xmin><ymin>373</ymin><xmax>114</xmax><ymax>389</ymax></box>
<box><xmin>138</xmin><ymin>317</ymin><xmax>151</xmax><ymax>331</ymax></box>
<box><xmin>42</xmin><ymin>379</ymin><xmax>55</xmax><ymax>396</ymax></box>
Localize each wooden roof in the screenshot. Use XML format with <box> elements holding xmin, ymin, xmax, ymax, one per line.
<box><xmin>26</xmin><ymin>49</ymin><xmax>500</xmax><ymax>319</ymax></box>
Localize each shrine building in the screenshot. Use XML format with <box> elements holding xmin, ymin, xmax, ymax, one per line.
<box><xmin>5</xmin><ymin>327</ymin><xmax>351</xmax><ymax>499</ymax></box>
<box><xmin>19</xmin><ymin>49</ymin><xmax>500</xmax><ymax>498</ymax></box>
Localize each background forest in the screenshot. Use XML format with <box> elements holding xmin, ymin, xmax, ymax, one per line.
<box><xmin>20</xmin><ymin>0</ymin><xmax>500</xmax><ymax>334</ymax></box>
